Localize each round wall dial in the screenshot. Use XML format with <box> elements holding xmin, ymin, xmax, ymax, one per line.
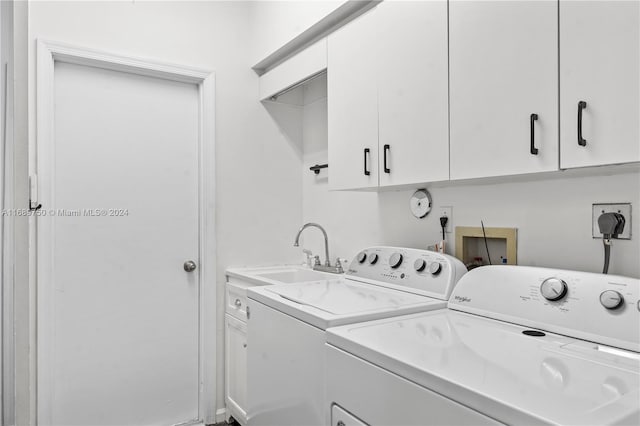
<box><xmin>410</xmin><ymin>189</ymin><xmax>432</xmax><ymax>219</ymax></box>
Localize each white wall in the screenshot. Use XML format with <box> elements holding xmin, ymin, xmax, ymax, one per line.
<box><xmin>26</xmin><ymin>1</ymin><xmax>303</xmax><ymax>421</ymax></box>
<box><xmin>249</xmin><ymin>0</ymin><xmax>344</xmax><ymax>64</ymax></box>
<box><xmin>300</xmin><ymin>79</ymin><xmax>640</xmax><ymax>278</ymax></box>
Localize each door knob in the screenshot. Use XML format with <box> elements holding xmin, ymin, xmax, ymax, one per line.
<box><xmin>183</xmin><ymin>260</ymin><xmax>197</xmax><ymax>272</ymax></box>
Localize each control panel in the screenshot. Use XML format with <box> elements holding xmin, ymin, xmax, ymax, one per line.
<box><xmin>448</xmin><ymin>265</ymin><xmax>640</xmax><ymax>352</ymax></box>
<box><xmin>346</xmin><ymin>246</ymin><xmax>467</xmax><ymax>300</ymax></box>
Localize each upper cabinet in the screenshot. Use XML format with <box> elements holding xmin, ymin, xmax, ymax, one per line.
<box><xmin>559</xmin><ymin>0</ymin><xmax>640</xmax><ymax>168</ymax></box>
<box><xmin>377</xmin><ymin>0</ymin><xmax>449</xmax><ymax>187</ymax></box>
<box><xmin>449</xmin><ymin>0</ymin><xmax>559</xmax><ymax>180</ymax></box>
<box><xmin>328</xmin><ymin>8</ymin><xmax>379</xmax><ymax>190</ymax></box>
<box><xmin>324</xmin><ymin>0</ymin><xmax>638</xmax><ymax>191</ymax></box>
<box><xmin>328</xmin><ymin>1</ymin><xmax>450</xmax><ymax>190</ymax></box>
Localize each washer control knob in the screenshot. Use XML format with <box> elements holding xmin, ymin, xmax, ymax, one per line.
<box><xmin>389</xmin><ymin>253</ymin><xmax>403</xmax><ymax>269</ymax></box>
<box><xmin>414</xmin><ymin>259</ymin><xmax>427</xmax><ymax>272</ymax></box>
<box><xmin>429</xmin><ymin>262</ymin><xmax>442</xmax><ymax>275</ymax></box>
<box><xmin>369</xmin><ymin>253</ymin><xmax>379</xmax><ymax>265</ymax></box>
<box><xmin>357</xmin><ymin>252</ymin><xmax>367</xmax><ymax>263</ymax></box>
<box><xmin>600</xmin><ymin>290</ymin><xmax>624</xmax><ymax>310</ymax></box>
<box><xmin>540</xmin><ymin>278</ymin><xmax>568</xmax><ymax>301</ymax></box>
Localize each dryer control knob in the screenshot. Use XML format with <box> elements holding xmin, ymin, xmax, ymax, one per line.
<box><xmin>389</xmin><ymin>253</ymin><xmax>403</xmax><ymax>268</ymax></box>
<box><xmin>540</xmin><ymin>278</ymin><xmax>568</xmax><ymax>301</ymax></box>
<box><xmin>429</xmin><ymin>262</ymin><xmax>442</xmax><ymax>275</ymax></box>
<box><xmin>357</xmin><ymin>252</ymin><xmax>367</xmax><ymax>263</ymax></box>
<box><xmin>414</xmin><ymin>259</ymin><xmax>427</xmax><ymax>272</ymax></box>
<box><xmin>600</xmin><ymin>290</ymin><xmax>624</xmax><ymax>310</ymax></box>
<box><xmin>369</xmin><ymin>253</ymin><xmax>379</xmax><ymax>265</ymax></box>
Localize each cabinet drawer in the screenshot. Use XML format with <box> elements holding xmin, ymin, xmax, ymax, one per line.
<box><xmin>226</xmin><ymin>282</ymin><xmax>248</xmax><ymax>321</ymax></box>
<box><xmin>332</xmin><ymin>404</ymin><xmax>368</xmax><ymax>426</ymax></box>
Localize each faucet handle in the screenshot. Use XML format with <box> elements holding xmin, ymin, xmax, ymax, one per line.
<box><xmin>335</xmin><ymin>258</ymin><xmax>344</xmax><ymax>273</ymax></box>
<box><xmin>313</xmin><ymin>255</ymin><xmax>321</xmax><ymax>267</ymax></box>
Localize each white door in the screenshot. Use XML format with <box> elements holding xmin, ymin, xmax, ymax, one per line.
<box><xmin>377</xmin><ymin>0</ymin><xmax>449</xmax><ymax>187</ymax></box>
<box><xmin>449</xmin><ymin>0</ymin><xmax>558</xmax><ymax>180</ymax></box>
<box><xmin>328</xmin><ymin>8</ymin><xmax>379</xmax><ymax>190</ymax></box>
<box><xmin>40</xmin><ymin>61</ymin><xmax>200</xmax><ymax>426</ymax></box>
<box><xmin>560</xmin><ymin>0</ymin><xmax>640</xmax><ymax>168</ymax></box>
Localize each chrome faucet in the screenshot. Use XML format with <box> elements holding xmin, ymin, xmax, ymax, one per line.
<box><xmin>293</xmin><ymin>223</ymin><xmax>343</xmax><ymax>274</ymax></box>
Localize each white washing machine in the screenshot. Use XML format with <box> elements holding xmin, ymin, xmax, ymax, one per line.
<box><xmin>246</xmin><ymin>246</ymin><xmax>467</xmax><ymax>426</ymax></box>
<box><xmin>326</xmin><ymin>265</ymin><xmax>640</xmax><ymax>426</ymax></box>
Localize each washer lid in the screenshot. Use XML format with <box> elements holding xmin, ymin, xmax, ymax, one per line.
<box><xmin>264</xmin><ymin>279</ymin><xmax>430</xmax><ymax>315</ymax></box>
<box><xmin>248</xmin><ymin>278</ymin><xmax>446</xmax><ymax>329</ymax></box>
<box><xmin>327</xmin><ymin>310</ymin><xmax>640</xmax><ymax>425</ymax></box>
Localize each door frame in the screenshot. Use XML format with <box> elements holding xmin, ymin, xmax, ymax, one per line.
<box><xmin>35</xmin><ymin>39</ymin><xmax>217</xmax><ymax>425</ymax></box>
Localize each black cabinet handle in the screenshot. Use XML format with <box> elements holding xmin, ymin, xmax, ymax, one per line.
<box><xmin>383</xmin><ymin>144</ymin><xmax>390</xmax><ymax>173</ymax></box>
<box><xmin>363</xmin><ymin>148</ymin><xmax>370</xmax><ymax>176</ymax></box>
<box><xmin>530</xmin><ymin>113</ymin><xmax>539</xmax><ymax>155</ymax></box>
<box><xmin>578</xmin><ymin>101</ymin><xmax>587</xmax><ymax>146</ymax></box>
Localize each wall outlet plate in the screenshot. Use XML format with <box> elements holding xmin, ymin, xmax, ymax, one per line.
<box><xmin>439</xmin><ymin>206</ymin><xmax>453</xmax><ymax>233</ymax></box>
<box><xmin>592</xmin><ymin>203</ymin><xmax>631</xmax><ymax>240</ymax></box>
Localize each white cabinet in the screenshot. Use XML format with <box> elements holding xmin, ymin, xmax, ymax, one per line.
<box><xmin>449</xmin><ymin>0</ymin><xmax>559</xmax><ymax>180</ymax></box>
<box><xmin>559</xmin><ymin>0</ymin><xmax>640</xmax><ymax>168</ymax></box>
<box><xmin>225</xmin><ymin>277</ymin><xmax>252</xmax><ymax>425</ymax></box>
<box><xmin>377</xmin><ymin>0</ymin><xmax>449</xmax><ymax>187</ymax></box>
<box><xmin>225</xmin><ymin>313</ymin><xmax>247</xmax><ymax>425</ymax></box>
<box><xmin>328</xmin><ymin>1</ymin><xmax>449</xmax><ymax>190</ymax></box>
<box><xmin>328</xmin><ymin>0</ymin><xmax>636</xmax><ymax>189</ymax></box>
<box><xmin>328</xmin><ymin>8</ymin><xmax>379</xmax><ymax>190</ymax></box>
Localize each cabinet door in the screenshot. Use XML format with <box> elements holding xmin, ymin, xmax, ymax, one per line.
<box><xmin>225</xmin><ymin>314</ymin><xmax>247</xmax><ymax>423</ymax></box>
<box><xmin>328</xmin><ymin>8</ymin><xmax>379</xmax><ymax>190</ymax></box>
<box><xmin>560</xmin><ymin>1</ymin><xmax>640</xmax><ymax>168</ymax></box>
<box><xmin>377</xmin><ymin>0</ymin><xmax>449</xmax><ymax>187</ymax></box>
<box><xmin>450</xmin><ymin>0</ymin><xmax>558</xmax><ymax>180</ymax></box>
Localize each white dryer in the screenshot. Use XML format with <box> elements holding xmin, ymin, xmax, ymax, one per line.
<box><xmin>326</xmin><ymin>266</ymin><xmax>640</xmax><ymax>425</ymax></box>
<box><xmin>246</xmin><ymin>246</ymin><xmax>467</xmax><ymax>426</ymax></box>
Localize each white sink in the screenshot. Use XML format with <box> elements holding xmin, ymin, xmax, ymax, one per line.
<box><xmin>226</xmin><ymin>265</ymin><xmax>342</xmax><ymax>286</ymax></box>
<box><xmin>254</xmin><ymin>269</ymin><xmax>337</xmax><ymax>283</ymax></box>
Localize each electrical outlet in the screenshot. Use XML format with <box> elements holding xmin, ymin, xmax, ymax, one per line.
<box><xmin>439</xmin><ymin>206</ymin><xmax>453</xmax><ymax>233</ymax></box>
<box><xmin>592</xmin><ymin>203</ymin><xmax>631</xmax><ymax>240</ymax></box>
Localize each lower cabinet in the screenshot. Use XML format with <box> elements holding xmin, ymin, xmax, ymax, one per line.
<box><xmin>225</xmin><ymin>313</ymin><xmax>248</xmax><ymax>425</ymax></box>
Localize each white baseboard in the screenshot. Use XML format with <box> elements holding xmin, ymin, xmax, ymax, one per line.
<box><xmin>215</xmin><ymin>407</ymin><xmax>227</xmax><ymax>424</ymax></box>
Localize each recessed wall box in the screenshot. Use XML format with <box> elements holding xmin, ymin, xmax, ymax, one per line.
<box><xmin>455</xmin><ymin>226</ymin><xmax>517</xmax><ymax>266</ymax></box>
